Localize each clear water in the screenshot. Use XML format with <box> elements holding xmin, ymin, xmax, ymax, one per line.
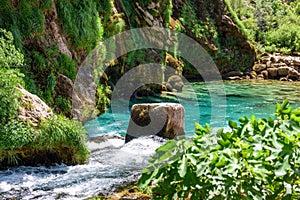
<box><xmin>1</xmin><ymin>80</ymin><xmax>300</xmax><ymax>199</ymax></box>
<box><xmin>86</xmin><ymin>80</ymin><xmax>300</xmax><ymax>136</ymax></box>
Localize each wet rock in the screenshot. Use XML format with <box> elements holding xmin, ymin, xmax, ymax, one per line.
<box><xmin>223</xmin><ymin>71</ymin><xmax>242</xmax><ymax>79</ymax></box>
<box><xmin>125</xmin><ymin>103</ymin><xmax>185</xmax><ymax>143</ymax></box>
<box><xmin>277</xmin><ymin>67</ymin><xmax>290</xmax><ymax>77</ymax></box>
<box><xmin>260</xmin><ymin>56</ymin><xmax>270</xmax><ymax>64</ymax></box>
<box><xmin>257</xmin><ymin>74</ymin><xmax>264</xmax><ymax>80</ymax></box>
<box><xmin>270</xmin><ymin>56</ymin><xmax>278</xmax><ymax>63</ymax></box>
<box><xmin>271</xmin><ymin>63</ymin><xmax>287</xmax><ymax>68</ymax></box>
<box><xmin>288</xmin><ymin>68</ymin><xmax>299</xmax><ymax>81</ymax></box>
<box><xmin>165</xmin><ymin>53</ymin><xmax>183</xmax><ymax>75</ymax></box>
<box><xmin>280</xmin><ymin>77</ymin><xmax>288</xmax><ymax>81</ymax></box>
<box><xmin>250</xmin><ymin>71</ymin><xmax>257</xmax><ymax>79</ymax></box>
<box><xmin>267</xmin><ymin>68</ymin><xmax>278</xmax><ymax>78</ymax></box>
<box><xmin>18</xmin><ymin>86</ymin><xmax>53</xmax><ymax>126</ymax></box>
<box><xmin>166</xmin><ymin>75</ymin><xmax>184</xmax><ymax>92</ymax></box>
<box><xmin>266</xmin><ymin>61</ymin><xmax>272</xmax><ymax>68</ymax></box>
<box><xmin>294</xmin><ymin>58</ymin><xmax>300</xmax><ymax>66</ymax></box>
<box><xmin>227</xmin><ymin>76</ymin><xmax>242</xmax><ymax>80</ymax></box>
<box><xmin>244</xmin><ymin>75</ymin><xmax>251</xmax><ymax>80</ymax></box>
<box><xmin>261</xmin><ymin>70</ymin><xmax>268</xmax><ymax>79</ymax></box>
<box><xmin>253</xmin><ymin>64</ymin><xmax>266</xmax><ymax>73</ymax></box>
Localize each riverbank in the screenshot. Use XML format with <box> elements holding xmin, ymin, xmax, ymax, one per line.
<box><xmin>223</xmin><ymin>53</ymin><xmax>300</xmax><ymax>81</ymax></box>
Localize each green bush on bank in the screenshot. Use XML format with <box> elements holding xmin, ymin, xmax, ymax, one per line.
<box><xmin>0</xmin><ymin>114</ymin><xmax>89</xmax><ymax>167</ymax></box>
<box><xmin>139</xmin><ymin>100</ymin><xmax>300</xmax><ymax>199</ymax></box>
<box><xmin>0</xmin><ymin>29</ymin><xmax>89</xmax><ymax>167</ymax></box>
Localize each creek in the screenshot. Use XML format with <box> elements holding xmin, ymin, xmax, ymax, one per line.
<box><xmin>1</xmin><ymin>81</ymin><xmax>300</xmax><ymax>199</ymax></box>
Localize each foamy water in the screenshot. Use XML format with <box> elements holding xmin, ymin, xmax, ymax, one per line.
<box><xmin>0</xmin><ymin>135</ymin><xmax>165</xmax><ymax>199</ymax></box>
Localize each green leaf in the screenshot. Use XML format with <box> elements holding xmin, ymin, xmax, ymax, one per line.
<box><xmin>282</xmin><ymin>99</ymin><xmax>289</xmax><ymax>110</ymax></box>
<box><xmin>215</xmin><ymin>156</ymin><xmax>227</xmax><ymax>168</ymax></box>
<box><xmin>178</xmin><ymin>155</ymin><xmax>187</xmax><ymax>178</ymax></box>
<box><xmin>275</xmin><ymin>156</ymin><xmax>291</xmax><ymax>176</ymax></box>
<box><xmin>229</xmin><ymin>120</ymin><xmax>238</xmax><ymax>129</ymax></box>
<box><xmin>291</xmin><ymin>109</ymin><xmax>300</xmax><ymax>116</ymax></box>
<box><xmin>186</xmin><ymin>154</ymin><xmax>197</xmax><ymax>166</ymax></box>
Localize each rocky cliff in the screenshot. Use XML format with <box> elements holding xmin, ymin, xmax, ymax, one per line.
<box><xmin>0</xmin><ymin>0</ymin><xmax>257</xmax><ymax>121</ymax></box>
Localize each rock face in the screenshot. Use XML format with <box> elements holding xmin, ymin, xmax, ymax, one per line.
<box><xmin>17</xmin><ymin>86</ymin><xmax>53</xmax><ymax>126</ymax></box>
<box><xmin>125</xmin><ymin>103</ymin><xmax>185</xmax><ymax>143</ymax></box>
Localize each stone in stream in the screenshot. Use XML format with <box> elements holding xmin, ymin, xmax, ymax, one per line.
<box><xmin>125</xmin><ymin>103</ymin><xmax>185</xmax><ymax>143</ymax></box>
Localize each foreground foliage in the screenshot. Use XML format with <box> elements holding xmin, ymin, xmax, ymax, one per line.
<box><xmin>139</xmin><ymin>100</ymin><xmax>300</xmax><ymax>199</ymax></box>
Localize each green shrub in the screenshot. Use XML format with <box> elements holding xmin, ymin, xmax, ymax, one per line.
<box><xmin>0</xmin><ymin>120</ymin><xmax>34</xmax><ymax>150</ymax></box>
<box><xmin>39</xmin><ymin>0</ymin><xmax>53</xmax><ymax>11</ymax></box>
<box><xmin>17</xmin><ymin>0</ymin><xmax>44</xmax><ymax>38</ymax></box>
<box><xmin>0</xmin><ymin>29</ymin><xmax>24</xmax><ymax>122</ymax></box>
<box><xmin>0</xmin><ymin>29</ymin><xmax>24</xmax><ymax>68</ymax></box>
<box><xmin>265</xmin><ymin>16</ymin><xmax>300</xmax><ymax>52</ymax></box>
<box><xmin>96</xmin><ymin>84</ymin><xmax>111</xmax><ymax>113</ymax></box>
<box><xmin>44</xmin><ymin>72</ymin><xmax>57</xmax><ymax>102</ymax></box>
<box><xmin>21</xmin><ymin>70</ymin><xmax>39</xmax><ymax>95</ymax></box>
<box><xmin>0</xmin><ymin>70</ymin><xmax>24</xmax><ymax>124</ymax></box>
<box><xmin>36</xmin><ymin>115</ymin><xmax>90</xmax><ymax>163</ymax></box>
<box><xmin>31</xmin><ymin>51</ymin><xmax>47</xmax><ymax>71</ymax></box>
<box><xmin>228</xmin><ymin>0</ymin><xmax>300</xmax><ymax>54</ymax></box>
<box><xmin>56</xmin><ymin>0</ymin><xmax>103</xmax><ymax>50</ymax></box>
<box><xmin>55</xmin><ymin>96</ymin><xmax>71</xmax><ymax>114</ymax></box>
<box><xmin>57</xmin><ymin>53</ymin><xmax>77</xmax><ymax>81</ymax></box>
<box><xmin>0</xmin><ymin>115</ymin><xmax>89</xmax><ymax>166</ymax></box>
<box><xmin>139</xmin><ymin>100</ymin><xmax>300</xmax><ymax>199</ymax></box>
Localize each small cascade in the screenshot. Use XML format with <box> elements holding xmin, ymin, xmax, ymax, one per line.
<box><xmin>0</xmin><ymin>135</ymin><xmax>165</xmax><ymax>199</ymax></box>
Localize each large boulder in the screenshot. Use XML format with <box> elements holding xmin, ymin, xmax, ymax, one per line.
<box><xmin>267</xmin><ymin>68</ymin><xmax>278</xmax><ymax>78</ymax></box>
<box><xmin>277</xmin><ymin>67</ymin><xmax>290</xmax><ymax>77</ymax></box>
<box><xmin>125</xmin><ymin>103</ymin><xmax>185</xmax><ymax>143</ymax></box>
<box><xmin>288</xmin><ymin>68</ymin><xmax>299</xmax><ymax>81</ymax></box>
<box><xmin>17</xmin><ymin>86</ymin><xmax>53</xmax><ymax>126</ymax></box>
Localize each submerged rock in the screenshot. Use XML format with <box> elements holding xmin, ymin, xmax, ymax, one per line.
<box><xmin>125</xmin><ymin>103</ymin><xmax>185</xmax><ymax>143</ymax></box>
